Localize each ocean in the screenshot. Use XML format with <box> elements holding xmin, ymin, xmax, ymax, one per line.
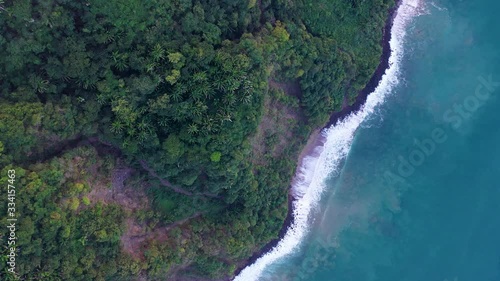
<box><xmin>235</xmin><ymin>0</ymin><xmax>500</xmax><ymax>280</ymax></box>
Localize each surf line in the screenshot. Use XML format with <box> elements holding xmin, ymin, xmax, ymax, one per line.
<box><xmin>234</xmin><ymin>1</ymin><xmax>424</xmax><ymax>280</ymax></box>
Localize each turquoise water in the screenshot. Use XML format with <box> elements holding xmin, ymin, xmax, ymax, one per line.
<box><xmin>237</xmin><ymin>0</ymin><xmax>500</xmax><ymax>280</ymax></box>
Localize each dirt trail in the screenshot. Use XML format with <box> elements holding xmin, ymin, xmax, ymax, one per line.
<box><xmin>139</xmin><ymin>160</ymin><xmax>193</xmax><ymax>196</ymax></box>
<box><xmin>139</xmin><ymin>160</ymin><xmax>221</xmax><ymax>199</ymax></box>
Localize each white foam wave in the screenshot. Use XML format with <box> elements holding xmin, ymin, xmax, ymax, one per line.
<box><xmin>234</xmin><ymin>1</ymin><xmax>422</xmax><ymax>280</ymax></box>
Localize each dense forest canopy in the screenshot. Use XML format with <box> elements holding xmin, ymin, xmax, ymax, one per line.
<box><xmin>0</xmin><ymin>0</ymin><xmax>393</xmax><ymax>279</ymax></box>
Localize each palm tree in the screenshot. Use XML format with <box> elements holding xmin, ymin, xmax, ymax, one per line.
<box><xmin>187</xmin><ymin>123</ymin><xmax>198</xmax><ymax>135</ymax></box>
<box><xmin>146</xmin><ymin>62</ymin><xmax>156</xmax><ymax>74</ymax></box>
<box><xmin>29</xmin><ymin>75</ymin><xmax>49</xmax><ymax>93</ymax></box>
<box><xmin>76</xmin><ymin>76</ymin><xmax>96</xmax><ymax>90</ymax></box>
<box><xmin>96</xmin><ymin>94</ymin><xmax>108</xmax><ymax>105</ymax></box>
<box><xmin>191</xmin><ymin>102</ymin><xmax>204</xmax><ymax>117</ymax></box>
<box><xmin>151</xmin><ymin>43</ymin><xmax>164</xmax><ymax>62</ymax></box>
<box><xmin>200</xmin><ymin>83</ymin><xmax>214</xmax><ymax>99</ymax></box>
<box><xmin>191</xmin><ymin>86</ymin><xmax>204</xmax><ymax>102</ymax></box>
<box><xmin>192</xmin><ymin>71</ymin><xmax>207</xmax><ymax>82</ymax></box>
<box><xmin>110</xmin><ymin>121</ymin><xmax>123</xmax><ymax>134</ymax></box>
<box><xmin>217</xmin><ymin>111</ymin><xmax>232</xmax><ymax>124</ymax></box>
<box><xmin>242</xmin><ymin>78</ymin><xmax>253</xmax><ymax>94</ymax></box>
<box><xmin>241</xmin><ymin>93</ymin><xmax>252</xmax><ymax>104</ymax></box>
<box><xmin>223</xmin><ymin>92</ymin><xmax>236</xmax><ymax>106</ymax></box>
<box><xmin>111</xmin><ymin>51</ymin><xmax>128</xmax><ymax>71</ymax></box>
<box><xmin>203</xmin><ymin>118</ymin><xmax>220</xmax><ymax>134</ymax></box>
<box><xmin>137</xmin><ymin>131</ymin><xmax>149</xmax><ymax>144</ymax></box>
<box><xmin>213</xmin><ymin>76</ymin><xmax>226</xmax><ymax>91</ymax></box>
<box><xmin>214</xmin><ymin>51</ymin><xmax>227</xmax><ymax>66</ymax></box>
<box><xmin>138</xmin><ymin>106</ymin><xmax>148</xmax><ymax>115</ymax></box>
<box><xmin>223</xmin><ymin>78</ymin><xmax>239</xmax><ymax>92</ymax></box>
<box><xmin>138</xmin><ymin>120</ymin><xmax>152</xmax><ymax>134</ymax></box>
<box><xmin>158</xmin><ymin>118</ymin><xmax>170</xmax><ymax>127</ymax></box>
<box><xmin>99</xmin><ymin>30</ymin><xmax>115</xmax><ymax>44</ymax></box>
<box><xmin>172</xmin><ymin>85</ymin><xmax>186</xmax><ymax>102</ymax></box>
<box><xmin>122</xmin><ymin>139</ymin><xmax>130</xmax><ymax>149</ymax></box>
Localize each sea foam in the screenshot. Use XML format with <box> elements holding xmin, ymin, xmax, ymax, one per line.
<box><xmin>234</xmin><ymin>1</ymin><xmax>423</xmax><ymax>280</ymax></box>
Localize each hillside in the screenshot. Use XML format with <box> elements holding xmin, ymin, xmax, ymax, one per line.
<box><xmin>0</xmin><ymin>0</ymin><xmax>393</xmax><ymax>280</ymax></box>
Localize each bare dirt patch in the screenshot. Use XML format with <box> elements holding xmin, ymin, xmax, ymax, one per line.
<box><xmin>85</xmin><ymin>166</ymin><xmax>149</xmax><ymax>212</ymax></box>
<box><xmin>84</xmin><ymin>159</ymin><xmax>203</xmax><ymax>261</ymax></box>
<box><xmin>82</xmin><ymin>160</ymin><xmax>156</xmax><ymax>260</ymax></box>
<box><xmin>249</xmin><ymin>79</ymin><xmax>306</xmax><ymax>166</ymax></box>
<box><xmin>120</xmin><ymin>213</ymin><xmax>201</xmax><ymax>261</ymax></box>
<box><xmin>268</xmin><ymin>79</ymin><xmax>302</xmax><ymax>98</ymax></box>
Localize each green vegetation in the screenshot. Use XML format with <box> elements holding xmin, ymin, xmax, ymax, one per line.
<box><xmin>1</xmin><ymin>148</ymin><xmax>135</xmax><ymax>281</ymax></box>
<box><xmin>0</xmin><ymin>0</ymin><xmax>393</xmax><ymax>279</ymax></box>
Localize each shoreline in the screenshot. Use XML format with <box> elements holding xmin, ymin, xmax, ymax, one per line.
<box><xmin>233</xmin><ymin>0</ymin><xmax>403</xmax><ymax>278</ymax></box>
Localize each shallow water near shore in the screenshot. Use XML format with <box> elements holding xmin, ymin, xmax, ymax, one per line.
<box><xmin>235</xmin><ymin>0</ymin><xmax>500</xmax><ymax>280</ymax></box>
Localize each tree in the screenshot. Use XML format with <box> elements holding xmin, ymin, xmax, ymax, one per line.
<box><xmin>272</xmin><ymin>21</ymin><xmax>290</xmax><ymax>42</ymax></box>
<box><xmin>162</xmin><ymin>134</ymin><xmax>185</xmax><ymax>164</ymax></box>
<box><xmin>210</xmin><ymin>151</ymin><xmax>222</xmax><ymax>162</ymax></box>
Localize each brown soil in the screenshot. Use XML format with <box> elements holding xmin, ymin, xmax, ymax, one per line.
<box><xmin>268</xmin><ymin>79</ymin><xmax>302</xmax><ymax>98</ymax></box>
<box><xmin>82</xmin><ymin>161</ymin><xmax>149</xmax><ymax>261</ymax></box>
<box><xmin>249</xmin><ymin>79</ymin><xmax>305</xmax><ymax>167</ymax></box>
<box><xmin>86</xmin><ymin>162</ymin><xmax>204</xmax><ymax>261</ymax></box>
<box><xmin>121</xmin><ymin>212</ymin><xmax>202</xmax><ymax>261</ymax></box>
<box><xmin>85</xmin><ymin>166</ymin><xmax>148</xmax><ymax>212</ymax></box>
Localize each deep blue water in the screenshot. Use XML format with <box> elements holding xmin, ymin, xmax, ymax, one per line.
<box><xmin>238</xmin><ymin>0</ymin><xmax>500</xmax><ymax>280</ymax></box>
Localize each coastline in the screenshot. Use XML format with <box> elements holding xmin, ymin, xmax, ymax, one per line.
<box><xmin>233</xmin><ymin>0</ymin><xmax>403</xmax><ymax>278</ymax></box>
